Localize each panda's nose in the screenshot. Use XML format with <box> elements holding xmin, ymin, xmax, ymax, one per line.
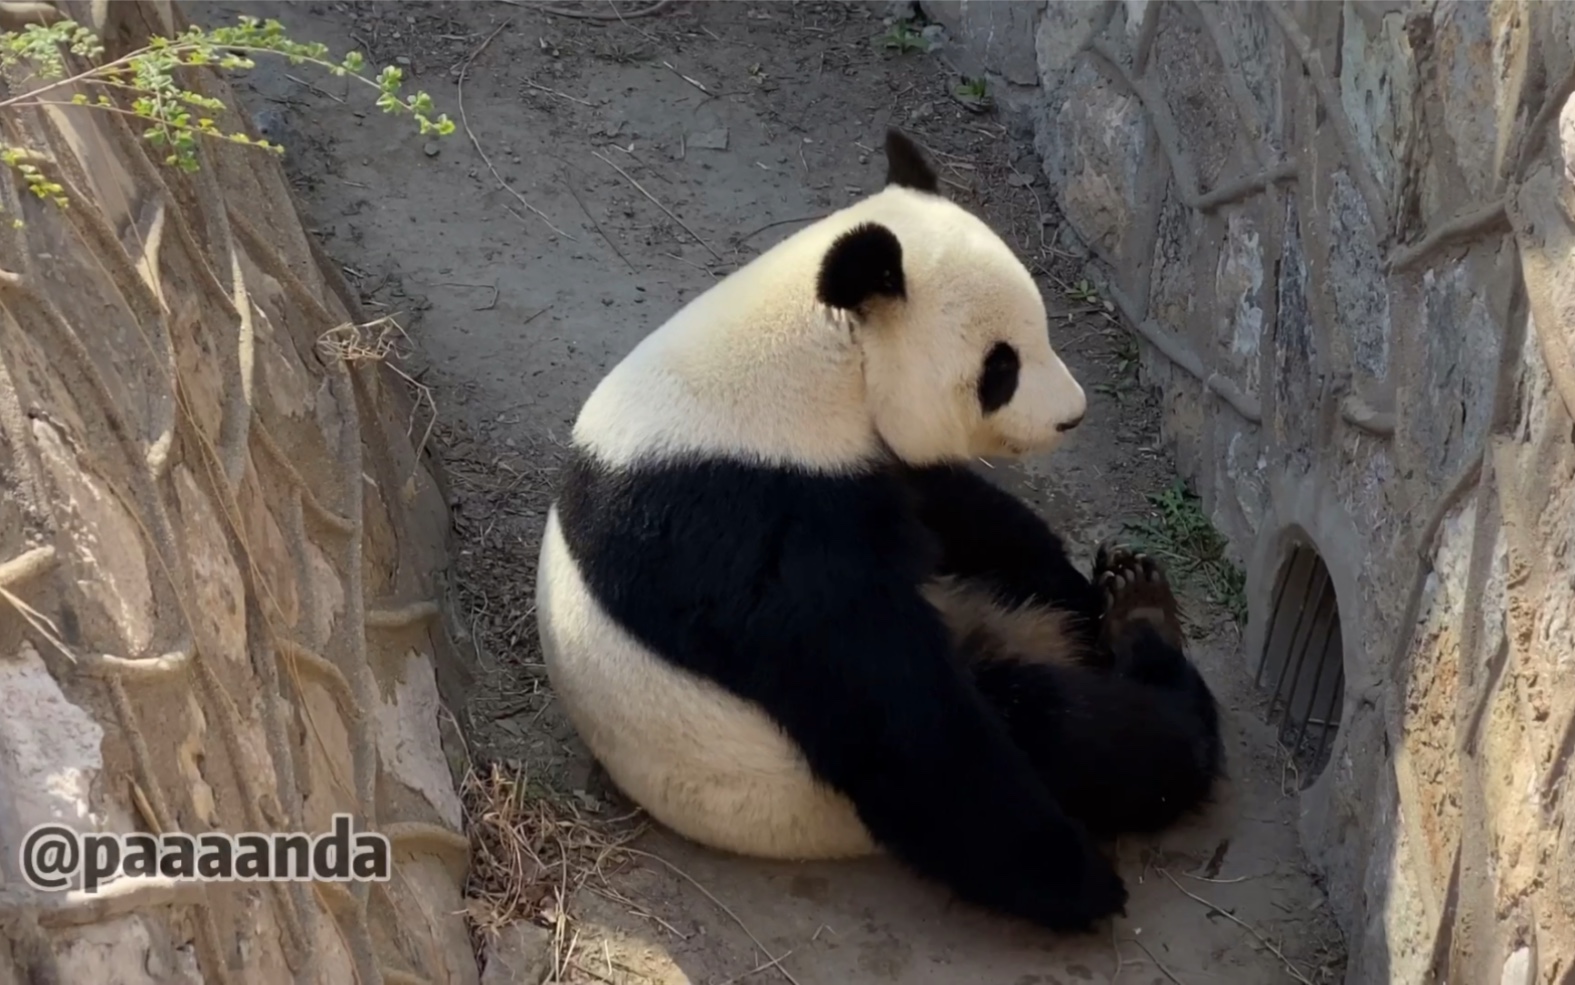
<box><xmin>1056</xmin><ymin>411</ymin><xmax>1085</xmax><ymax>433</ymax></box>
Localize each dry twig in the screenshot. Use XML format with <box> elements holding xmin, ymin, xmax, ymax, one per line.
<box><xmin>524</xmin><ymin>0</ymin><xmax>677</xmax><ymax>20</ymax></box>
<box><xmin>1160</xmin><ymin>869</ymin><xmax>1314</xmax><ymax>984</ymax></box>
<box><xmin>591</xmin><ymin>149</ymin><xmax>723</xmax><ymax>262</ymax></box>
<box><xmin>556</xmin><ymin>161</ymin><xmax>636</xmax><ymax>273</ymax></box>
<box><xmin>457</xmin><ymin>21</ymin><xmax>577</xmax><ymax>240</ymax></box>
<box><xmin>624</xmin><ymin>848</ymin><xmax>801</xmax><ymax>985</ymax></box>
<box><xmin>1127</xmin><ymin>936</ymin><xmax>1187</xmax><ymax>984</ymax></box>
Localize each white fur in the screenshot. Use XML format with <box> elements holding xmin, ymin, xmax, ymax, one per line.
<box><xmin>539</xmin><ymin>184</ymin><xmax>1084</xmax><ymax>859</ymax></box>
<box><xmin>537</xmin><ymin>512</ymin><xmax>877</xmax><ymax>859</ymax></box>
<box><xmin>573</xmin><ymin>184</ymin><xmax>1086</xmax><ymax>471</ymax></box>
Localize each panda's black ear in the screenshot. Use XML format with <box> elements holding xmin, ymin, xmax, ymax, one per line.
<box><xmin>817</xmin><ymin>222</ymin><xmax>905</xmax><ymax>313</ymax></box>
<box><xmin>884</xmin><ymin>128</ymin><xmax>939</xmax><ymax>193</ymax></box>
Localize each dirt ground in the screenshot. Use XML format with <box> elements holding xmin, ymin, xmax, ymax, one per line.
<box><xmin>210</xmin><ymin>2</ymin><xmax>1347</xmax><ymax>982</ymax></box>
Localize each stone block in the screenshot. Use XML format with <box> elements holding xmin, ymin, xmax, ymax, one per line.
<box><xmin>1147</xmin><ymin>188</ymin><xmax>1201</xmax><ymax>335</ymax></box>
<box><xmin>1338</xmin><ymin>3</ymin><xmax>1417</xmax><ymax>207</ymax></box>
<box><xmin>1214</xmin><ymin>207</ymin><xmax>1266</xmax><ymax>399</ymax></box>
<box><xmin>1415</xmin><ymin>259</ymin><xmax>1504</xmax><ymax>485</ymax></box>
<box><xmin>376</xmin><ymin>649</ymin><xmax>467</xmax><ymax>830</ymax></box>
<box><xmin>921</xmin><ymin>0</ymin><xmax>1041</xmax><ymax>86</ymax></box>
<box><xmin>1500</xmin><ymin>947</ymin><xmax>1534</xmax><ymax>985</ymax></box>
<box><xmin>1209</xmin><ymin>0</ymin><xmax>1284</xmax><ymax>158</ymax></box>
<box><xmin>173</xmin><ymin>464</ymin><xmax>248</xmax><ymax>667</ymax></box>
<box><xmin>1149</xmin><ymin>2</ymin><xmax>1242</xmax><ymax>191</ymax></box>
<box><xmin>1429</xmin><ymin>1</ymin><xmax>1531</xmax><ymax>205</ymax></box>
<box><xmin>238</xmin><ymin>458</ymin><xmax>300</xmax><ymax>631</ymax></box>
<box><xmin>1331</xmin><ymin>434</ymin><xmax>1401</xmax><ymax>571</ymax></box>
<box><xmin>1035</xmin><ymin>1</ymin><xmax>1109</xmax><ymax>87</ymax></box>
<box><xmin>1272</xmin><ymin>199</ymin><xmax>1319</xmax><ymax>469</ymax></box>
<box><xmin>30</xmin><ymin>417</ymin><xmax>154</xmax><ymax>655</ymax></box>
<box><xmin>481</xmin><ymin>922</ymin><xmax>554</xmax><ymax>985</ymax></box>
<box><xmin>53</xmin><ymin>916</ymin><xmax>202</xmax><ymax>985</ymax></box>
<box><xmin>1325</xmin><ymin>170</ymin><xmax>1391</xmax><ymax>380</ymax></box>
<box><xmin>1035</xmin><ymin>59</ymin><xmax>1153</xmax><ymax>285</ymax></box>
<box><xmin>1400</xmin><ymin>498</ymin><xmax>1474</xmax><ymax>881</ymax></box>
<box><xmin>1217</xmin><ymin>423</ymin><xmax>1268</xmax><ymax>545</ymax></box>
<box><xmin>0</xmin><ymin>642</ymin><xmax>105</xmax><ymax>831</ymax></box>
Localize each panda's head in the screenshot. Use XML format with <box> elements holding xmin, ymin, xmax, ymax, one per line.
<box><xmin>817</xmin><ymin>130</ymin><xmax>1086</xmax><ymax>466</ymax></box>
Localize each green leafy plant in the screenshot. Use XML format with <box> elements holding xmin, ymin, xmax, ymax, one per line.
<box><xmin>956</xmin><ymin>77</ymin><xmax>987</xmax><ymax>99</ymax></box>
<box><xmin>1065</xmin><ymin>277</ymin><xmax>1101</xmax><ymax>304</ymax></box>
<box><xmin>1111</xmin><ymin>331</ymin><xmax>1139</xmax><ymax>378</ymax></box>
<box><xmin>1124</xmin><ymin>477</ymin><xmax>1248</xmax><ymax>627</ymax></box>
<box><xmin>0</xmin><ymin>15</ymin><xmax>455</xmax><ymax>220</ymax></box>
<box><xmin>880</xmin><ymin>20</ymin><xmax>930</xmax><ymax>54</ymax></box>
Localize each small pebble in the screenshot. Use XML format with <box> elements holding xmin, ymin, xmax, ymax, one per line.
<box><xmin>424</xmin><ymin>142</ymin><xmax>440</xmax><ymax>157</ymax></box>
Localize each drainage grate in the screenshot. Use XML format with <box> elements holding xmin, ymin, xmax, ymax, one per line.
<box><xmin>1255</xmin><ymin>541</ymin><xmax>1345</xmax><ymax>788</ymax></box>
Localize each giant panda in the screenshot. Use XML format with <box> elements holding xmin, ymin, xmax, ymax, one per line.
<box><xmin>534</xmin><ymin>129</ymin><xmax>1224</xmax><ymax>933</ymax></box>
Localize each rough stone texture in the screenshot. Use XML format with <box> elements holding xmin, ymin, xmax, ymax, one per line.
<box><xmin>0</xmin><ymin>2</ymin><xmax>476</xmax><ymax>982</ymax></box>
<box><xmin>479</xmin><ymin>921</ymin><xmax>553</xmax><ymax>985</ymax></box>
<box><xmin>937</xmin><ymin>1</ymin><xmax>1575</xmax><ymax>982</ymax></box>
<box><xmin>920</xmin><ymin>0</ymin><xmax>1039</xmax><ymax>86</ymax></box>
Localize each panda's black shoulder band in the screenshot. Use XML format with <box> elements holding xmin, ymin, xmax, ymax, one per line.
<box><xmin>817</xmin><ymin>222</ymin><xmax>906</xmax><ymax>313</ymax></box>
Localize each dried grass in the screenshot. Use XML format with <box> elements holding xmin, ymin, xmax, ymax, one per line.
<box><xmin>461</xmin><ymin>761</ymin><xmax>646</xmax><ymax>979</ymax></box>
<box><xmin>317</xmin><ymin>314</ymin><xmax>439</xmax><ymax>467</ymax></box>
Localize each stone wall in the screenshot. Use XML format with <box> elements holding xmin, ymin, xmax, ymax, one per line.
<box><xmin>926</xmin><ymin>1</ymin><xmax>1575</xmax><ymax>982</ymax></box>
<box><xmin>0</xmin><ymin>2</ymin><xmax>476</xmax><ymax>982</ymax></box>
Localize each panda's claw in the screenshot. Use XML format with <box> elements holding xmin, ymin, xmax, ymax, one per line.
<box><xmin>1093</xmin><ymin>541</ymin><xmax>1114</xmax><ymax>578</ymax></box>
<box><xmin>1099</xmin><ymin>546</ymin><xmax>1185</xmax><ymax>650</ymax></box>
<box><xmin>1091</xmin><ymin>542</ymin><xmax>1126</xmax><ymax>583</ymax></box>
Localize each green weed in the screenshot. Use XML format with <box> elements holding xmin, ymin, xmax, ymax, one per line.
<box><xmin>956</xmin><ymin>76</ymin><xmax>987</xmax><ymax>99</ymax></box>
<box><xmin>1065</xmin><ymin>278</ymin><xmax>1101</xmax><ymax>304</ymax></box>
<box><xmin>1124</xmin><ymin>478</ymin><xmax>1248</xmax><ymax>626</ymax></box>
<box><xmin>880</xmin><ymin>20</ymin><xmax>931</xmax><ymax>54</ymax></box>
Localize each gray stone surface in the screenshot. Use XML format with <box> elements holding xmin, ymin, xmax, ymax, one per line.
<box><xmin>920</xmin><ymin>0</ymin><xmax>1039</xmax><ymax>86</ymax></box>
<box><xmin>1324</xmin><ymin>169</ymin><xmax>1391</xmax><ymax>380</ymax></box>
<box><xmin>480</xmin><ymin>921</ymin><xmax>554</xmax><ymax>985</ymax></box>
<box><xmin>935</xmin><ymin>0</ymin><xmax>1575</xmax><ymax>980</ymax></box>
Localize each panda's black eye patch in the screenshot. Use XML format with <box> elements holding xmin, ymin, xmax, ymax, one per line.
<box><xmin>977</xmin><ymin>342</ymin><xmax>1020</xmax><ymax>415</ymax></box>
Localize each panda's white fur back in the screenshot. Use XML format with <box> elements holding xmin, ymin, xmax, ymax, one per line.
<box><xmin>537</xmin><ymin>512</ymin><xmax>877</xmax><ymax>859</ymax></box>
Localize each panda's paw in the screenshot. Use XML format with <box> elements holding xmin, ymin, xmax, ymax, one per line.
<box><xmin>1096</xmin><ymin>545</ymin><xmax>1185</xmax><ymax>650</ymax></box>
<box><xmin>1047</xmin><ymin>850</ymin><xmax>1129</xmax><ymax>932</ymax></box>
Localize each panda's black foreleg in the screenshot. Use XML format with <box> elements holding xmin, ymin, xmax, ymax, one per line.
<box><xmin>902</xmin><ymin>463</ymin><xmax>1104</xmax><ymax>643</ymax></box>
<box><xmin>967</xmin><ymin>550</ymin><xmax>1225</xmax><ymax>837</ymax></box>
<box><xmin>778</xmin><ymin>597</ymin><xmax>1131</xmax><ymax>933</ymax></box>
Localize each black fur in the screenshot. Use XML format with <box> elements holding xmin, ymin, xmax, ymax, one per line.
<box><xmin>556</xmin><ymin>448</ymin><xmax>1128</xmax><ymax>933</ymax></box>
<box><xmin>884</xmin><ymin>128</ymin><xmax>940</xmax><ymax>193</ymax></box>
<box><xmin>904</xmin><ymin>464</ymin><xmax>1226</xmax><ymax>835</ymax></box>
<box><xmin>817</xmin><ymin>222</ymin><xmax>906</xmax><ymax>313</ymax></box>
<box><xmin>902</xmin><ymin>463</ymin><xmax>1107</xmax><ymax>646</ymax></box>
<box><xmin>969</xmin><ymin>627</ymin><xmax>1223</xmax><ymax>837</ymax></box>
<box><xmin>977</xmin><ymin>342</ymin><xmax>1020</xmax><ymax>415</ymax></box>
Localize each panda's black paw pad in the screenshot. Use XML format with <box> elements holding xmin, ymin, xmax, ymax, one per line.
<box><xmin>1096</xmin><ymin>547</ymin><xmax>1183</xmax><ymax>647</ymax></box>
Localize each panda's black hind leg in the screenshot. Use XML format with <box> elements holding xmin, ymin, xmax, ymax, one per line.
<box><xmin>969</xmin><ymin>548</ymin><xmax>1225</xmax><ymax>837</ymax></box>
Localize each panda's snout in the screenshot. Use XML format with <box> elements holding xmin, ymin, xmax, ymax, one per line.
<box><xmin>1056</xmin><ymin>411</ymin><xmax>1085</xmax><ymax>433</ymax></box>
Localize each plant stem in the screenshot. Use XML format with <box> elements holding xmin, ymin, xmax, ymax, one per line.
<box><xmin>0</xmin><ymin>43</ymin><xmax>379</xmax><ymax>111</ymax></box>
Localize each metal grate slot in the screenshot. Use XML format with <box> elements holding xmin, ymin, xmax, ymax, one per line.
<box><xmin>1255</xmin><ymin>542</ymin><xmax>1345</xmax><ymax>788</ymax></box>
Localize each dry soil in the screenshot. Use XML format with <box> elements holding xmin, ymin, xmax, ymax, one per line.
<box><xmin>211</xmin><ymin>2</ymin><xmax>1347</xmax><ymax>982</ymax></box>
